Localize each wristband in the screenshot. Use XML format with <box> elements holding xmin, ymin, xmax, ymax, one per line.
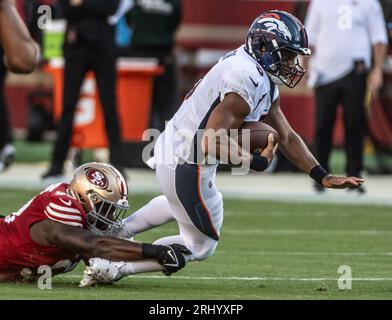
<box><xmin>250</xmin><ymin>153</ymin><xmax>269</xmax><ymax>172</ymax></box>
<box><xmin>310</xmin><ymin>165</ymin><xmax>329</xmax><ymax>184</ymax></box>
<box><xmin>142</xmin><ymin>243</ymin><xmax>164</xmax><ymax>261</ymax></box>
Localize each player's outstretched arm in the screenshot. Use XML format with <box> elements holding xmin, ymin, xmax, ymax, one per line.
<box><xmin>30</xmin><ymin>219</ymin><xmax>191</xmax><ymax>272</ymax></box>
<box><xmin>264</xmin><ymin>97</ymin><xmax>364</xmax><ymax>189</ymax></box>
<box><xmin>0</xmin><ymin>0</ymin><xmax>39</xmax><ymax>73</ymax></box>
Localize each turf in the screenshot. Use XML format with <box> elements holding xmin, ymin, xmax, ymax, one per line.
<box><xmin>0</xmin><ymin>190</ymin><xmax>391</xmax><ymax>300</ymax></box>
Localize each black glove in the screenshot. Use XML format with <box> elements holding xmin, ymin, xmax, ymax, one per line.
<box><xmin>142</xmin><ymin>243</ymin><xmax>192</xmax><ymax>275</ymax></box>
<box><xmin>160</xmin><ymin>244</ymin><xmax>192</xmax><ymax>276</ymax></box>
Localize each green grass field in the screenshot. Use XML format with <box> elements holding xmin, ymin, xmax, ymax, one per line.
<box><xmin>0</xmin><ymin>190</ymin><xmax>392</xmax><ymax>300</ymax></box>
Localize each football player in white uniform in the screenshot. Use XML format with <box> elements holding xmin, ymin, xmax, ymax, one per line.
<box><xmin>81</xmin><ymin>10</ymin><xmax>364</xmax><ymax>286</ymax></box>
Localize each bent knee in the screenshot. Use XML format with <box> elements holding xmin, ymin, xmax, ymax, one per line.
<box><xmin>189</xmin><ymin>239</ymin><xmax>218</xmax><ymax>261</ymax></box>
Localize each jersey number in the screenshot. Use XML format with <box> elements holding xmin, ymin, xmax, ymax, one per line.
<box><xmin>4</xmin><ymin>185</ymin><xmax>60</xmax><ymax>224</ymax></box>
<box><xmin>5</xmin><ymin>198</ymin><xmax>35</xmax><ymax>224</ymax></box>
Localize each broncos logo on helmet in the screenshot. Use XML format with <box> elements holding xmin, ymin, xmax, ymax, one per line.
<box><xmin>245</xmin><ymin>10</ymin><xmax>311</xmax><ymax>88</ymax></box>
<box><xmin>256</xmin><ymin>17</ymin><xmax>292</xmax><ymax>41</ymax></box>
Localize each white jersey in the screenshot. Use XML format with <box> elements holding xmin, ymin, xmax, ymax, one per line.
<box><xmin>155</xmin><ymin>45</ymin><xmax>279</xmax><ymax>166</ymax></box>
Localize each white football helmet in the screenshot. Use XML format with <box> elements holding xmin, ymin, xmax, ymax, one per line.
<box><xmin>70</xmin><ymin>162</ymin><xmax>129</xmax><ymax>235</ymax></box>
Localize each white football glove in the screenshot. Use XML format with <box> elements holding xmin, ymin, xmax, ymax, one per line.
<box><xmin>79</xmin><ymin>258</ymin><xmax>127</xmax><ymax>287</ymax></box>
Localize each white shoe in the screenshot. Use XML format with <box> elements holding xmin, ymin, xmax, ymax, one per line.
<box><xmin>79</xmin><ymin>258</ymin><xmax>127</xmax><ymax>287</ymax></box>
<box><xmin>0</xmin><ymin>144</ymin><xmax>16</xmax><ymax>173</ymax></box>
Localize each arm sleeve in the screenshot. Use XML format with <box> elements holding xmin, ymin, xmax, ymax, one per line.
<box><xmin>304</xmin><ymin>0</ymin><xmax>321</xmax><ymax>47</ymax></box>
<box><xmin>82</xmin><ymin>0</ymin><xmax>121</xmax><ymax>17</ymax></box>
<box><xmin>367</xmin><ymin>0</ymin><xmax>388</xmax><ymax>45</ymax></box>
<box><xmin>220</xmin><ymin>69</ymin><xmax>257</xmax><ymax>113</ymax></box>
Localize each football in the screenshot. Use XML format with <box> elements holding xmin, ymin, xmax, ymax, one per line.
<box><xmin>237</xmin><ymin>121</ymin><xmax>279</xmax><ymax>153</ymax></box>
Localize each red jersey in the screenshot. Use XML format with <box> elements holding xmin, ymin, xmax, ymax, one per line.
<box><xmin>0</xmin><ymin>183</ymin><xmax>87</xmax><ymax>282</ymax></box>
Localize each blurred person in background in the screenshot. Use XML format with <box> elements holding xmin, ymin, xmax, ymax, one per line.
<box><xmin>24</xmin><ymin>0</ymin><xmax>63</xmax><ymax>45</ymax></box>
<box><xmin>0</xmin><ymin>47</ymin><xmax>14</xmax><ymax>173</ymax></box>
<box><xmin>304</xmin><ymin>0</ymin><xmax>388</xmax><ymax>194</ymax></box>
<box><xmin>0</xmin><ymin>0</ymin><xmax>40</xmax><ymax>172</ymax></box>
<box><xmin>126</xmin><ymin>0</ymin><xmax>182</xmax><ymax>132</ymax></box>
<box><xmin>42</xmin><ymin>0</ymin><xmax>128</xmax><ymax>181</ymax></box>
<box><xmin>110</xmin><ymin>0</ymin><xmax>134</xmax><ymax>54</ymax></box>
<box><xmin>367</xmin><ymin>0</ymin><xmax>392</xmax><ymax>174</ymax></box>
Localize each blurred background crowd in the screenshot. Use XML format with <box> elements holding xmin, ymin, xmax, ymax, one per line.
<box><xmin>0</xmin><ymin>0</ymin><xmax>392</xmax><ymax>194</ymax></box>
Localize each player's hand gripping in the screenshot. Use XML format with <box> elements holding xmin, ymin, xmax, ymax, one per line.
<box><xmin>158</xmin><ymin>244</ymin><xmax>192</xmax><ymax>276</ymax></box>
<box><xmin>321</xmin><ymin>175</ymin><xmax>365</xmax><ymax>189</ymax></box>
<box><xmin>260</xmin><ymin>133</ymin><xmax>279</xmax><ymax>165</ymax></box>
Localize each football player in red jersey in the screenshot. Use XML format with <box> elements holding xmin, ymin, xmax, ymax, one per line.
<box><xmin>0</xmin><ymin>0</ymin><xmax>39</xmax><ymax>73</ymax></box>
<box><xmin>0</xmin><ymin>162</ymin><xmax>191</xmax><ymax>282</ymax></box>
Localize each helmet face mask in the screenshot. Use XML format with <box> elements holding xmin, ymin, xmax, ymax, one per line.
<box><xmin>70</xmin><ymin>162</ymin><xmax>129</xmax><ymax>236</ymax></box>
<box><xmin>267</xmin><ymin>46</ymin><xmax>306</xmax><ymax>88</ymax></box>
<box><xmin>85</xmin><ymin>191</ymin><xmax>128</xmax><ymax>236</ymax></box>
<box><xmin>245</xmin><ymin>10</ymin><xmax>311</xmax><ymax>88</ymax></box>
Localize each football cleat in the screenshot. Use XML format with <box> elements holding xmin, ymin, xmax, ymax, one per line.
<box><xmin>79</xmin><ymin>258</ymin><xmax>127</xmax><ymax>287</ymax></box>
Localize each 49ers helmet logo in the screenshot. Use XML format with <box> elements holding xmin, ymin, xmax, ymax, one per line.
<box><xmin>86</xmin><ymin>169</ymin><xmax>109</xmax><ymax>189</ymax></box>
